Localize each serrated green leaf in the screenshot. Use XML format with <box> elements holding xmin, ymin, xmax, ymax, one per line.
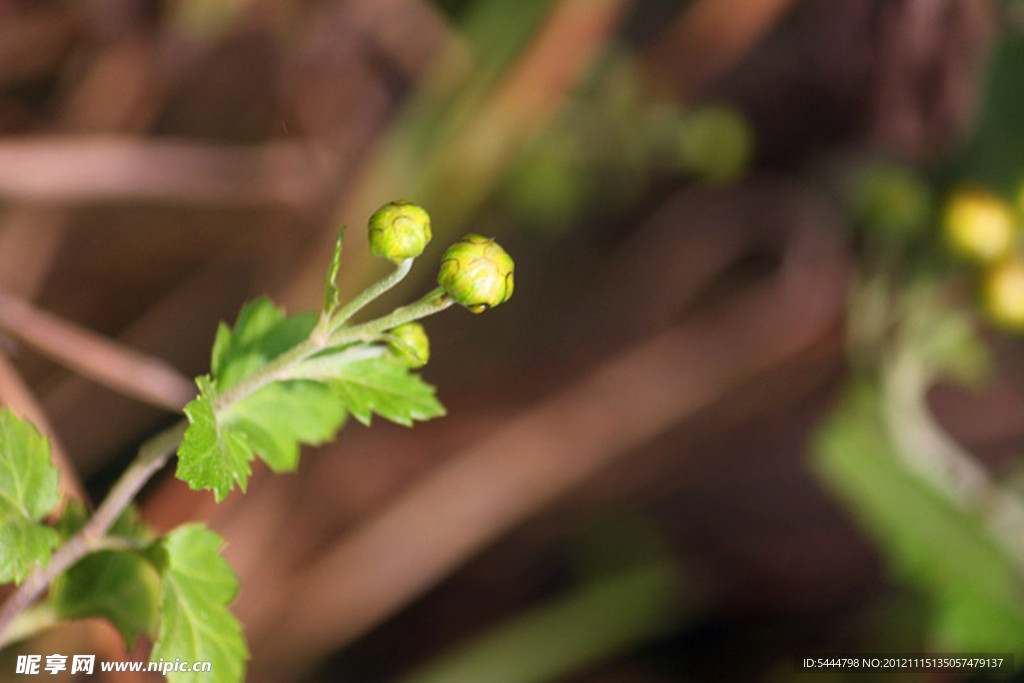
<box><xmin>152</xmin><ymin>525</ymin><xmax>248</xmax><ymax>683</ymax></box>
<box><xmin>324</xmin><ymin>229</ymin><xmax>345</xmax><ymax>313</ymax></box>
<box><xmin>0</xmin><ymin>409</ymin><xmax>60</xmax><ymax>584</ymax></box>
<box><xmin>813</xmin><ymin>383</ymin><xmax>1024</xmax><ymax>652</ymax></box>
<box><xmin>210</xmin><ymin>298</ymin><xmax>316</xmax><ymax>390</ymax></box>
<box><xmin>51</xmin><ymin>549</ymin><xmax>161</xmax><ymax>648</ymax></box>
<box><xmin>177</xmin><ymin>377</ymin><xmax>252</xmax><ymax>503</ymax></box>
<box><xmin>220</xmin><ymin>380</ymin><xmax>346</xmax><ymax>472</ymax></box>
<box><xmin>326</xmin><ymin>357</ymin><xmax>445</xmax><ymax>426</ymax></box>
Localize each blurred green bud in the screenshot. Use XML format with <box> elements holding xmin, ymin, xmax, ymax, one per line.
<box><xmin>943</xmin><ymin>189</ymin><xmax>1017</xmax><ymax>264</ymax></box>
<box><xmin>854</xmin><ymin>163</ymin><xmax>931</xmax><ymax>239</ymax></box>
<box><xmin>438</xmin><ymin>235</ymin><xmax>514</xmax><ymax>313</ymax></box>
<box><xmin>678</xmin><ymin>105</ymin><xmax>753</xmax><ymax>183</ymax></box>
<box><xmin>368</xmin><ymin>200</ymin><xmax>432</xmax><ymax>263</ymax></box>
<box><xmin>983</xmin><ymin>257</ymin><xmax>1024</xmax><ymax>331</ymax></box>
<box><xmin>388</xmin><ymin>322</ymin><xmax>430</xmax><ymax>368</ymax></box>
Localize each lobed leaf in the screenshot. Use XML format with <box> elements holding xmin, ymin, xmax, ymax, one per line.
<box><xmin>326</xmin><ymin>357</ymin><xmax>445</xmax><ymax>427</ymax></box>
<box><xmin>151</xmin><ymin>525</ymin><xmax>248</xmax><ymax>683</ymax></box>
<box><xmin>210</xmin><ymin>298</ymin><xmax>316</xmax><ymax>390</ymax></box>
<box><xmin>178</xmin><ymin>377</ymin><xmax>348</xmax><ymax>498</ymax></box>
<box><xmin>177</xmin><ymin>377</ymin><xmax>252</xmax><ymax>503</ymax></box>
<box><xmin>0</xmin><ymin>409</ymin><xmax>60</xmax><ymax>584</ymax></box>
<box><xmin>219</xmin><ymin>379</ymin><xmax>346</xmax><ymax>472</ymax></box>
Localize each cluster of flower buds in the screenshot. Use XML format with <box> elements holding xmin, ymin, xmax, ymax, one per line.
<box><xmin>365</xmin><ymin>200</ymin><xmax>515</xmax><ymax>362</ymax></box>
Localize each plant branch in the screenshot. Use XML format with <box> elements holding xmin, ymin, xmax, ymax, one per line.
<box><xmin>0</xmin><ymin>284</ymin><xmax>457</xmax><ymax>646</ymax></box>
<box><xmin>328</xmin><ymin>288</ymin><xmax>453</xmax><ymax>347</ymax></box>
<box><xmin>221</xmin><ymin>288</ymin><xmax>452</xmax><ymax>408</ymax></box>
<box><xmin>0</xmin><ymin>420</ymin><xmax>186</xmax><ymax>648</ymax></box>
<box><xmin>211</xmin><ymin>338</ymin><xmax>320</xmax><ymax>412</ymax></box>
<box><xmin>280</xmin><ymin>346</ymin><xmax>387</xmax><ymax>383</ymax></box>
<box><xmin>88</xmin><ymin>421</ymin><xmax>189</xmax><ymax>537</ymax></box>
<box><xmin>323</xmin><ymin>259</ymin><xmax>414</xmax><ymax>336</ymax></box>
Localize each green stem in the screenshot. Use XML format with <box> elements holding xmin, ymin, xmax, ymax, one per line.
<box><xmin>321</xmin><ymin>259</ymin><xmax>414</xmax><ymax>337</ymax></box>
<box><xmin>212</xmin><ymin>338</ymin><xmax>320</xmax><ymax>412</ymax></box>
<box><xmin>217</xmin><ymin>289</ymin><xmax>452</xmax><ymax>411</ymax></box>
<box><xmin>328</xmin><ymin>287</ymin><xmax>453</xmax><ymax>347</ymax></box>
<box><xmin>277</xmin><ymin>345</ymin><xmax>386</xmax><ymax>383</ymax></box>
<box><xmin>89</xmin><ymin>422</ymin><xmax>189</xmax><ymax>535</ymax></box>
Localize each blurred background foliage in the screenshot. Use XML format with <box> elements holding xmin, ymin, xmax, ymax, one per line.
<box><xmin>1</xmin><ymin>0</ymin><xmax>1024</xmax><ymax>681</ymax></box>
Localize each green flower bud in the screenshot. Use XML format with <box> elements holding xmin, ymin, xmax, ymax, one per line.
<box><xmin>388</xmin><ymin>322</ymin><xmax>430</xmax><ymax>368</ymax></box>
<box><xmin>368</xmin><ymin>200</ymin><xmax>432</xmax><ymax>263</ymax></box>
<box><xmin>982</xmin><ymin>257</ymin><xmax>1024</xmax><ymax>331</ymax></box>
<box><xmin>943</xmin><ymin>189</ymin><xmax>1017</xmax><ymax>264</ymax></box>
<box><xmin>438</xmin><ymin>235</ymin><xmax>514</xmax><ymax>313</ymax></box>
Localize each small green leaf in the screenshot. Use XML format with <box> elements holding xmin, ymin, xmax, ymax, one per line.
<box><xmin>177</xmin><ymin>377</ymin><xmax>252</xmax><ymax>503</ymax></box>
<box><xmin>0</xmin><ymin>409</ymin><xmax>60</xmax><ymax>584</ymax></box>
<box><xmin>152</xmin><ymin>525</ymin><xmax>248</xmax><ymax>683</ymax></box>
<box><xmin>51</xmin><ymin>549</ymin><xmax>161</xmax><ymax>648</ymax></box>
<box><xmin>327</xmin><ymin>357</ymin><xmax>445</xmax><ymax>426</ymax></box>
<box><xmin>324</xmin><ymin>229</ymin><xmax>345</xmax><ymax>313</ymax></box>
<box><xmin>211</xmin><ymin>298</ymin><xmax>316</xmax><ymax>390</ymax></box>
<box><xmin>220</xmin><ymin>380</ymin><xmax>346</xmax><ymax>472</ymax></box>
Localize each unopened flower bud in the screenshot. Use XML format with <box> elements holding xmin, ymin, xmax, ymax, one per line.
<box><xmin>437</xmin><ymin>235</ymin><xmax>514</xmax><ymax>313</ymax></box>
<box><xmin>368</xmin><ymin>200</ymin><xmax>432</xmax><ymax>263</ymax></box>
<box><xmin>388</xmin><ymin>322</ymin><xmax>430</xmax><ymax>368</ymax></box>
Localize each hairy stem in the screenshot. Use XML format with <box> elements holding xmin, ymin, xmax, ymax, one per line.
<box><xmin>211</xmin><ymin>337</ymin><xmax>320</xmax><ymax>412</ymax></box>
<box><xmin>90</xmin><ymin>421</ymin><xmax>189</xmax><ymax>536</ymax></box>
<box><xmin>320</xmin><ymin>259</ymin><xmax>414</xmax><ymax>338</ymax></box>
<box><xmin>329</xmin><ymin>288</ymin><xmax>453</xmax><ymax>346</ymax></box>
